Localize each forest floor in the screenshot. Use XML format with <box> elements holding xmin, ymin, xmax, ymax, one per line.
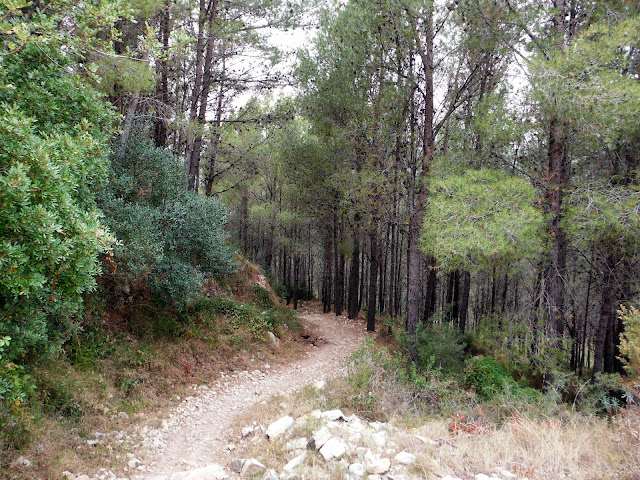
<box><xmin>133</xmin><ymin>306</ymin><xmax>370</xmax><ymax>478</ymax></box>
<box><xmin>14</xmin><ymin>301</ymin><xmax>639</xmax><ymax>480</ymax></box>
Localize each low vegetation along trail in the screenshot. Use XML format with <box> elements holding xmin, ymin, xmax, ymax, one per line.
<box><xmin>139</xmin><ymin>309</ymin><xmax>368</xmax><ymax>479</ymax></box>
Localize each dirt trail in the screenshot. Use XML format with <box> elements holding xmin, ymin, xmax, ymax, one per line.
<box><xmin>139</xmin><ymin>309</ymin><xmax>369</xmax><ymax>479</ymax></box>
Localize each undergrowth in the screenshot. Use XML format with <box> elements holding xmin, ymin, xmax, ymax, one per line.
<box><xmin>0</xmin><ymin>267</ymin><xmax>302</xmax><ymax>478</ymax></box>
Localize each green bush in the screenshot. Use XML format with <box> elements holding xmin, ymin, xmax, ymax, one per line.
<box><xmin>465</xmin><ymin>355</ymin><xmax>513</xmax><ymax>400</ymax></box>
<box><xmin>464</xmin><ymin>355</ymin><xmax>543</xmax><ymax>406</ymax></box>
<box><xmin>345</xmin><ymin>338</ymin><xmax>444</xmax><ymax>419</ymax></box>
<box><xmin>415</xmin><ymin>322</ymin><xmax>467</xmax><ymax>374</ymax></box>
<box><xmin>100</xmin><ymin>138</ymin><xmax>235</xmax><ymax>309</ymax></box>
<box><xmin>251</xmin><ymin>284</ymin><xmax>274</xmax><ymax>308</ymax></box>
<box><xmin>0</xmin><ymin>46</ymin><xmax>114</xmax><ymax>366</ymax></box>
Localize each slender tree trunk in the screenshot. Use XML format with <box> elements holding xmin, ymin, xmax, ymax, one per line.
<box><xmin>119</xmin><ymin>91</ymin><xmax>140</xmax><ymax>155</ymax></box>
<box><xmin>422</xmin><ymin>259</ymin><xmax>438</xmax><ymax>323</ymax></box>
<box><xmin>579</xmin><ymin>260</ymin><xmax>593</xmax><ymax>376</ymax></box>
<box><xmin>348</xmin><ymin>225</ymin><xmax>361</xmax><ymax>319</ymax></box>
<box><xmin>322</xmin><ymin>228</ymin><xmax>334</xmax><ymax>313</ymax></box>
<box><xmin>406</xmin><ymin>5</ymin><xmax>434</xmax><ymax>344</ymax></box>
<box><xmin>367</xmin><ymin>230</ymin><xmax>379</xmax><ymax>332</ymax></box>
<box><xmin>154</xmin><ymin>0</ymin><xmax>171</xmax><ymax>148</ymax></box>
<box><xmin>186</xmin><ymin>0</ymin><xmax>220</xmax><ymax>191</ymax></box>
<box><xmin>459</xmin><ymin>271</ymin><xmax>471</xmax><ymax>333</ymax></box>
<box><xmin>593</xmin><ymin>256</ymin><xmax>618</xmax><ymax>377</ymax></box>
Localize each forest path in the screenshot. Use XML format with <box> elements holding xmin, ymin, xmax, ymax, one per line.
<box><xmin>138</xmin><ymin>308</ymin><xmax>369</xmax><ymax>479</ymax></box>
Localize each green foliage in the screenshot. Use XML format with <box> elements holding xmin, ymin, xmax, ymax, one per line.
<box><xmin>464</xmin><ymin>355</ymin><xmax>542</xmax><ymax>406</ymax></box>
<box><xmin>0</xmin><ymin>337</ymin><xmax>35</xmax><ymax>411</ymax></box>
<box><xmin>563</xmin><ymin>186</ymin><xmax>640</xmax><ymax>254</ymax></box>
<box><xmin>0</xmin><ymin>45</ymin><xmax>114</xmax><ymax>366</ymax></box>
<box><xmin>67</xmin><ymin>323</ymin><xmax>117</xmax><ymax>371</ymax></box>
<box><xmin>464</xmin><ymin>355</ymin><xmax>511</xmax><ymax>400</ymax></box>
<box><xmin>208</xmin><ymin>298</ymin><xmax>270</xmax><ymax>338</ymax></box>
<box><xmin>618</xmin><ymin>306</ymin><xmax>640</xmax><ymax>379</ymax></box>
<box><xmin>421</xmin><ymin>169</ymin><xmax>545</xmax><ymax>271</ymax></box>
<box><xmin>100</xmin><ymin>138</ymin><xmax>235</xmax><ymax>309</ymax></box>
<box><xmin>187</xmin><ymin>295</ymin><xmax>301</xmax><ymax>341</ymax></box>
<box><xmin>415</xmin><ymin>323</ymin><xmax>467</xmax><ymax>374</ymax></box>
<box><xmin>250</xmin><ymin>284</ymin><xmax>274</xmax><ymax>308</ymax></box>
<box><xmin>345</xmin><ymin>338</ymin><xmax>445</xmax><ymax>420</ymax></box>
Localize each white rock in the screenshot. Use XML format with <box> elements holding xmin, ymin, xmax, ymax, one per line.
<box><xmin>475</xmin><ymin>475</ymin><xmax>490</xmax><ymax>480</ymax></box>
<box><xmin>309</xmin><ymin>427</ymin><xmax>332</xmax><ymax>450</ymax></box>
<box><xmin>241</xmin><ymin>426</ymin><xmax>254</xmax><ymax>437</ymax></box>
<box><xmin>283</xmin><ymin>452</ymin><xmax>307</xmax><ymax>473</ymax></box>
<box><xmin>497</xmin><ymin>470</ymin><xmax>517</xmax><ymax>479</ymax></box>
<box><xmin>320</xmin><ymin>409</ymin><xmax>345</xmax><ymax>421</ymax></box>
<box><xmin>127</xmin><ymin>459</ymin><xmax>142</xmax><ymax>469</ymax></box>
<box><xmin>355</xmin><ymin>447</ymin><xmax>368</xmax><ymax>460</ymax></box>
<box><xmin>118</xmin><ymin>412</ymin><xmax>129</xmax><ymax>420</ymax></box>
<box><xmin>394</xmin><ymin>451</ymin><xmax>417</xmax><ymax>465</ymax></box>
<box><xmin>267</xmin><ymin>332</ymin><xmax>281</xmax><ymax>348</ymax></box>
<box><xmin>319</xmin><ymin>437</ymin><xmax>348</xmax><ymax>460</ymax></box>
<box><xmin>285</xmin><ymin>437</ymin><xmax>307</xmax><ymax>452</ymax></box>
<box><xmin>314</xmin><ymin>380</ymin><xmax>326</xmax><ymax>390</ymax></box>
<box><xmin>262</xmin><ymin>469</ymin><xmax>278</xmax><ymax>480</ymax></box>
<box><xmin>62</xmin><ymin>473</ymin><xmax>75</xmax><ymax>480</ymax></box>
<box><xmin>241</xmin><ymin>459</ymin><xmax>266</xmax><ymax>477</ymax></box>
<box><xmin>348</xmin><ymin>463</ymin><xmax>366</xmax><ymax>477</ymax></box>
<box><xmin>266</xmin><ymin>416</ymin><xmax>294</xmax><ymax>440</ymax></box>
<box><xmin>15</xmin><ymin>456</ymin><xmax>32</xmax><ymax>467</ymax></box>
<box><xmin>371</xmin><ymin>431</ymin><xmax>387</xmax><ymax>448</ymax></box>
<box><xmin>170</xmin><ymin>464</ymin><xmax>228</xmax><ymax>480</ymax></box>
<box><xmin>363</xmin><ymin>450</ymin><xmax>391</xmax><ymax>475</ymax></box>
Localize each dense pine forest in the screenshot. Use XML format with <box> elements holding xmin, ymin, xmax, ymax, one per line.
<box><xmin>1</xmin><ymin>0</ymin><xmax>640</xmax><ymax>476</ymax></box>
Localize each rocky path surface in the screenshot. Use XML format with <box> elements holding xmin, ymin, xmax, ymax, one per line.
<box><xmin>137</xmin><ymin>310</ymin><xmax>368</xmax><ymax>479</ymax></box>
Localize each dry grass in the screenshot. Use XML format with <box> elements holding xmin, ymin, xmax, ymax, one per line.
<box><xmin>232</xmin><ymin>367</ymin><xmax>640</xmax><ymax>480</ymax></box>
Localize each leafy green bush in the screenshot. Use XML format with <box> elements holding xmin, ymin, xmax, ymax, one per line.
<box><xmin>100</xmin><ymin>138</ymin><xmax>235</xmax><ymax>309</ymax></box>
<box><xmin>0</xmin><ymin>46</ymin><xmax>114</xmax><ymax>366</ymax></box>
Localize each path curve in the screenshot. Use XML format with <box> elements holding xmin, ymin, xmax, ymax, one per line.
<box><xmin>138</xmin><ymin>310</ymin><xmax>369</xmax><ymax>479</ymax></box>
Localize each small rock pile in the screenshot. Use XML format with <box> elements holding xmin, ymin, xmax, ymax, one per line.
<box><xmin>145</xmin><ymin>409</ymin><xmax>527</xmax><ymax>480</ymax></box>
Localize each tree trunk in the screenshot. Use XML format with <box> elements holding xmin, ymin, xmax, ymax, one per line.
<box><xmin>593</xmin><ymin>256</ymin><xmax>617</xmax><ymax>377</ymax></box>
<box><xmin>118</xmin><ymin>91</ymin><xmax>140</xmax><ymax>156</ymax></box>
<box><xmin>322</xmin><ymin>229</ymin><xmax>334</xmax><ymax>313</ymax></box>
<box><xmin>186</xmin><ymin>0</ymin><xmax>220</xmax><ymax>191</ymax></box>
<box><xmin>367</xmin><ymin>230</ymin><xmax>379</xmax><ymax>332</ymax></box>
<box><xmin>459</xmin><ymin>271</ymin><xmax>471</xmax><ymax>333</ymax></box>
<box><xmin>348</xmin><ymin>226</ymin><xmax>361</xmax><ymax>319</ymax></box>
<box><xmin>406</xmin><ymin>4</ymin><xmax>434</xmax><ymax>344</ymax></box>
<box><xmin>154</xmin><ymin>0</ymin><xmax>171</xmax><ymax>148</ymax></box>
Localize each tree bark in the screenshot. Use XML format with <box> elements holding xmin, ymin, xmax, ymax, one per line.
<box><xmin>154</xmin><ymin>0</ymin><xmax>171</xmax><ymax>148</ymax></box>
<box><xmin>367</xmin><ymin>230</ymin><xmax>379</xmax><ymax>332</ymax></box>
<box><xmin>406</xmin><ymin>4</ymin><xmax>434</xmax><ymax>345</ymax></box>
<box><xmin>459</xmin><ymin>271</ymin><xmax>471</xmax><ymax>333</ymax></box>
<box><xmin>593</xmin><ymin>256</ymin><xmax>618</xmax><ymax>377</ymax></box>
<box><xmin>348</xmin><ymin>225</ymin><xmax>361</xmax><ymax>319</ymax></box>
<box><xmin>186</xmin><ymin>0</ymin><xmax>220</xmax><ymax>191</ymax></box>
